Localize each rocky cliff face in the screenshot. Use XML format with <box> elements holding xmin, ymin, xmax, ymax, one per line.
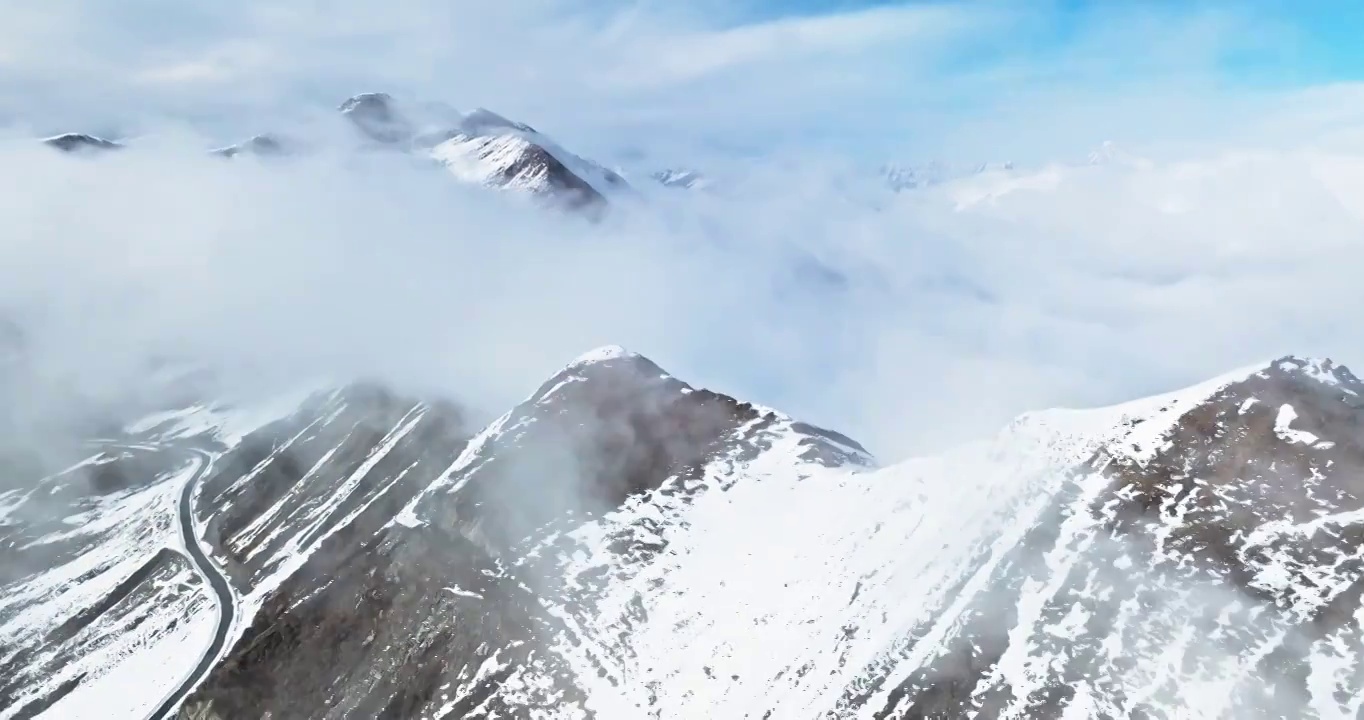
<box><xmin>3</xmin><ymin>351</ymin><xmax>1364</xmax><ymax>719</ymax></box>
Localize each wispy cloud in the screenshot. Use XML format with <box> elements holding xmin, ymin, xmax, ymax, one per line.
<box><xmin>599</xmin><ymin>2</ymin><xmax>988</xmax><ymax>88</ymax></box>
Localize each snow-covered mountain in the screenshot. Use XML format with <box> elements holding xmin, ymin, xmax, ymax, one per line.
<box><xmin>334</xmin><ymin>92</ymin><xmax>630</xmax><ymax>209</ymax></box>
<box><xmin>3</xmin><ymin>344</ymin><xmax>1363</xmax><ymax>718</ymax></box>
<box><xmin>38</xmin><ymin>93</ymin><xmax>628</xmax><ymax>211</ymax></box>
<box><xmin>651</xmin><ymin>168</ymin><xmax>710</xmax><ymax>190</ymax></box>
<box><xmin>882</xmin><ymin>161</ymin><xmax>1015</xmax><ymax>192</ymax></box>
<box><xmin>41</xmin><ymin>134</ymin><xmax>123</xmax><ymax>153</ymax></box>
<box><xmin>209</xmin><ymin>134</ymin><xmax>289</xmax><ymax>159</ymax></box>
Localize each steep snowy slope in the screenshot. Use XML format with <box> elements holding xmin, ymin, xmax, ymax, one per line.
<box><xmin>0</xmin><ymin>383</ymin><xmax>473</xmax><ymax>720</ymax></box>
<box><xmin>0</xmin><ymin>401</ymin><xmax>276</xmax><ymax>720</ymax></box>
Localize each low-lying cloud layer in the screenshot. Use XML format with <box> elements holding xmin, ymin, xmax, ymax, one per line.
<box><xmin>0</xmin><ymin>0</ymin><xmax>1362</xmax><ymax>461</ymax></box>
<box><xmin>3</xmin><ymin>126</ymin><xmax>1364</xmax><ymax>461</ymax></box>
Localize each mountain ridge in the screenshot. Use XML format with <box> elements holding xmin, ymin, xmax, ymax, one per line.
<box><xmin>36</xmin><ymin>92</ymin><xmax>628</xmax><ymax>212</ymax></box>
<box><xmin>3</xmin><ymin>349</ymin><xmax>1363</xmax><ymax>718</ymax></box>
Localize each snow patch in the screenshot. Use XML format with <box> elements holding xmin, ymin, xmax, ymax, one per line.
<box><xmin>1274</xmin><ymin>404</ymin><xmax>1321</xmax><ymax>446</ymax></box>
<box><xmin>565</xmin><ymin>345</ymin><xmax>635</xmax><ymax>369</ymax></box>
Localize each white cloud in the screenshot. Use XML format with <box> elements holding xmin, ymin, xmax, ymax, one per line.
<box><xmin>0</xmin><ymin>0</ymin><xmax>1363</xmax><ymax>464</ymax></box>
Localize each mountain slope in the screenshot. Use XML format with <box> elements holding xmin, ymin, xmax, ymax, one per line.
<box><xmin>0</xmin><ymin>385</ymin><xmax>473</xmax><ymax>720</ymax></box>
<box><xmin>3</xmin><ymin>351</ymin><xmax>1364</xmax><ymax>718</ymax></box>
<box><xmin>178</xmin><ymin>346</ymin><xmax>870</xmax><ymax>719</ymax></box>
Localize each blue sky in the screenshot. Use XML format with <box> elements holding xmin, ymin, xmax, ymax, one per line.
<box><xmin>3</xmin><ymin>0</ymin><xmax>1364</xmax><ymax>162</ymax></box>
<box><xmin>737</xmin><ymin>0</ymin><xmax>1364</xmax><ymax>86</ymax></box>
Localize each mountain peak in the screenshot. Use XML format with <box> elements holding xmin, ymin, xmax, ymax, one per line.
<box><xmin>43</xmin><ymin>133</ymin><xmax>123</xmax><ymax>153</ymax></box>
<box><xmin>652</xmin><ymin>168</ymin><xmax>708</xmax><ymax>189</ymax></box>
<box><xmin>1086</xmin><ymin>139</ymin><xmax>1152</xmax><ymax>168</ymax></box>
<box><xmin>338</xmin><ymin>92</ymin><xmax>412</xmax><ymax>144</ymax></box>
<box><xmin>210</xmin><ymin>134</ymin><xmax>289</xmax><ymax>159</ymax></box>
<box><xmin>1267</xmin><ymin>354</ymin><xmax>1361</xmax><ymax>388</ymax></box>
<box><xmin>461</xmin><ymin>107</ymin><xmax>535</xmax><ymax>135</ymax></box>
<box><xmin>566</xmin><ymin>344</ymin><xmax>638</xmax><ymax>369</ymax></box>
<box><xmin>338</xmin><ymin>92</ymin><xmax>395</xmax><ymax>114</ymax></box>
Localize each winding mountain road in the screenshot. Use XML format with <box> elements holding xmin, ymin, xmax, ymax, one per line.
<box><xmin>145</xmin><ymin>449</ymin><xmax>235</xmax><ymax>720</ymax></box>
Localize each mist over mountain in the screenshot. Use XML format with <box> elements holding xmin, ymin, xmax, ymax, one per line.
<box><xmin>6</xmin><ymin>1</ymin><xmax>1364</xmax><ymax>718</ymax></box>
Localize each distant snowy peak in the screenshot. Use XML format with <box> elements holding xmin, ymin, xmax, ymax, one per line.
<box><xmin>336</xmin><ymin>91</ymin><xmax>629</xmax><ymax>208</ymax></box>
<box><xmin>338</xmin><ymin>92</ymin><xmax>414</xmax><ymax>144</ymax></box>
<box><xmin>209</xmin><ymin>134</ymin><xmax>290</xmax><ymax>159</ymax></box>
<box><xmin>651</xmin><ymin>168</ymin><xmax>709</xmax><ymax>190</ymax></box>
<box><xmin>1086</xmin><ymin>139</ymin><xmax>1153</xmax><ymax>169</ymax></box>
<box><xmin>430</xmin><ymin>132</ymin><xmax>612</xmax><ymax>209</ymax></box>
<box><xmin>42</xmin><ymin>133</ymin><xmax>123</xmax><ymax>153</ymax></box>
<box><xmin>34</xmin><ymin>92</ymin><xmax>627</xmax><ymax>211</ymax></box>
<box><xmin>882</xmin><ymin>160</ymin><xmax>1014</xmax><ymax>191</ymax></box>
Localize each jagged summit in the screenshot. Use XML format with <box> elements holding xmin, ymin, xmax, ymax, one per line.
<box><xmin>1269</xmin><ymin>354</ymin><xmax>1360</xmax><ymax>387</ymax></box>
